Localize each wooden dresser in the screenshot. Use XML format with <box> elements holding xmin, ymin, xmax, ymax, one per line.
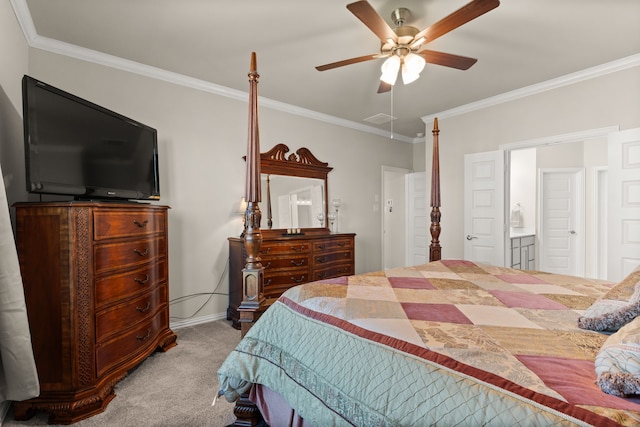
<box><xmin>228</xmin><ymin>232</ymin><xmax>355</xmax><ymax>328</ymax></box>
<box><xmin>13</xmin><ymin>202</ymin><xmax>177</xmax><ymax>425</ymax></box>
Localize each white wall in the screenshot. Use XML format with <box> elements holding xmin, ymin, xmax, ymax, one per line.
<box><xmin>425</xmin><ymin>66</ymin><xmax>640</xmax><ymax>260</ymax></box>
<box><xmin>509</xmin><ymin>148</ymin><xmax>535</xmax><ymax>232</ymax></box>
<box><xmin>17</xmin><ymin>48</ymin><xmax>414</xmax><ymax>323</ymax></box>
<box><xmin>0</xmin><ymin>0</ymin><xmax>29</xmax><ymax>212</ymax></box>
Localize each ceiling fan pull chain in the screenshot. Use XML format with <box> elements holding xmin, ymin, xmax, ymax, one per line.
<box><xmin>390</xmin><ymin>86</ymin><xmax>394</xmax><ymax>140</ymax></box>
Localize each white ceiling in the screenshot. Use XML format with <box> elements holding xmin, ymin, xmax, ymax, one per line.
<box><xmin>16</xmin><ymin>0</ymin><xmax>640</xmax><ymax>141</ymax></box>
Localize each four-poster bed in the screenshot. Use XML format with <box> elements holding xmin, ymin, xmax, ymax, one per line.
<box><xmin>218</xmin><ymin>53</ymin><xmax>640</xmax><ymax>426</ymax></box>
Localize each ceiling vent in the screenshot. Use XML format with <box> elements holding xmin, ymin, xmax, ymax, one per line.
<box><xmin>364</xmin><ymin>113</ymin><xmax>397</xmax><ymax>125</ymax></box>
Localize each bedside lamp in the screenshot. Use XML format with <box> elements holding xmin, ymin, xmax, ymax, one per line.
<box><xmin>332</xmin><ymin>198</ymin><xmax>342</xmax><ymax>233</ymax></box>
<box><xmin>237</xmin><ymin>198</ymin><xmax>248</xmax><ymax>237</ymax></box>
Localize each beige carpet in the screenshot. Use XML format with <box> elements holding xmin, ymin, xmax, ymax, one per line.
<box><xmin>4</xmin><ymin>320</ymin><xmax>242</xmax><ymax>427</ymax></box>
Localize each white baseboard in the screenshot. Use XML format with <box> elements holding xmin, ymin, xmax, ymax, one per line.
<box><xmin>0</xmin><ymin>401</ymin><xmax>11</xmax><ymax>426</ymax></box>
<box><xmin>169</xmin><ymin>311</ymin><xmax>228</xmax><ymax>330</ymax></box>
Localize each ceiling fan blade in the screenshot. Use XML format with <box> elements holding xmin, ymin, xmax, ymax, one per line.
<box><xmin>414</xmin><ymin>0</ymin><xmax>500</xmax><ymax>44</ymax></box>
<box><xmin>315</xmin><ymin>53</ymin><xmax>381</xmax><ymax>71</ymax></box>
<box><xmin>347</xmin><ymin>1</ymin><xmax>398</xmax><ymax>43</ymax></box>
<box><xmin>377</xmin><ymin>81</ymin><xmax>392</xmax><ymax>93</ymax></box>
<box><xmin>417</xmin><ymin>50</ymin><xmax>478</xmax><ymax>70</ymax></box>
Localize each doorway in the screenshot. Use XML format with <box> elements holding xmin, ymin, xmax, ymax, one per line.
<box><xmin>382</xmin><ymin>166</ymin><xmax>410</xmax><ymax>269</ymax></box>
<box><xmin>500</xmin><ymin>126</ymin><xmax>616</xmax><ymax>278</ymax></box>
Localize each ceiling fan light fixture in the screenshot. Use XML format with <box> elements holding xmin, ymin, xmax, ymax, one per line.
<box><xmin>380</xmin><ymin>55</ymin><xmax>400</xmax><ymax>85</ymax></box>
<box><xmin>401</xmin><ymin>53</ymin><xmax>426</xmax><ymax>84</ymax></box>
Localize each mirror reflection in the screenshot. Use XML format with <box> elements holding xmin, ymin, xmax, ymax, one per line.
<box><xmin>260</xmin><ymin>174</ymin><xmax>325</xmax><ymax>230</ymax></box>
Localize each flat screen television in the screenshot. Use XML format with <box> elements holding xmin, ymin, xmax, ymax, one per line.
<box><xmin>22</xmin><ymin>75</ymin><xmax>160</xmax><ymax>201</ymax></box>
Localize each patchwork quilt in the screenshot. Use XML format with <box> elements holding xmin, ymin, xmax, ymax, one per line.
<box><xmin>218</xmin><ymin>260</ymin><xmax>640</xmax><ymax>426</ymax></box>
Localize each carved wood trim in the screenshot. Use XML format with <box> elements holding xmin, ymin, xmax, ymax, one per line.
<box><xmin>259</xmin><ymin>143</ymin><xmax>332</xmax><ymax>179</ymax></box>
<box><xmin>75</xmin><ymin>207</ymin><xmax>95</xmax><ymax>386</ymax></box>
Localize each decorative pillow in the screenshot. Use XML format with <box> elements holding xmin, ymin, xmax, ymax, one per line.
<box><xmin>595</xmin><ymin>315</ymin><xmax>640</xmax><ymax>396</ymax></box>
<box><xmin>578</xmin><ymin>265</ymin><xmax>640</xmax><ymax>332</ymax></box>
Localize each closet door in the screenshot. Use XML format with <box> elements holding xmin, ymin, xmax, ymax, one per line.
<box><xmin>463</xmin><ymin>150</ymin><xmax>505</xmax><ymax>266</ymax></box>
<box><xmin>608</xmin><ymin>128</ymin><xmax>640</xmax><ymax>281</ymax></box>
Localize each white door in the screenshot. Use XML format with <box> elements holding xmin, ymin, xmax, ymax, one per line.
<box><xmin>538</xmin><ymin>169</ymin><xmax>585</xmax><ymax>276</ymax></box>
<box><xmin>608</xmin><ymin>128</ymin><xmax>640</xmax><ymax>281</ymax></box>
<box><xmin>382</xmin><ymin>166</ymin><xmax>409</xmax><ymax>269</ymax></box>
<box><xmin>406</xmin><ymin>172</ymin><xmax>428</xmax><ymax>266</ymax></box>
<box><xmin>464</xmin><ymin>151</ymin><xmax>505</xmax><ymax>266</ymax></box>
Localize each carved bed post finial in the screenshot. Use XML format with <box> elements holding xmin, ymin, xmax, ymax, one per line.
<box><xmin>429</xmin><ymin>118</ymin><xmax>442</xmax><ymax>262</ymax></box>
<box><xmin>239</xmin><ymin>52</ymin><xmax>265</xmax><ymax>337</ymax></box>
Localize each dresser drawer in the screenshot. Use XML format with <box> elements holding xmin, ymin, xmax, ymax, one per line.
<box><xmin>264</xmin><ymin>281</ymin><xmax>307</xmax><ymax>300</ymax></box>
<box><xmin>261</xmin><ymin>241</ymin><xmax>310</xmax><ymax>256</ymax></box>
<box><xmin>521</xmin><ymin>236</ymin><xmax>535</xmax><ymax>246</ymax></box>
<box><xmin>94</xmin><ymin>236</ymin><xmax>166</xmax><ymax>274</ymax></box>
<box><xmin>314</xmin><ymin>250</ymin><xmax>353</xmax><ymax>266</ymax></box>
<box><xmin>94</xmin><ymin>209</ymin><xmax>165</xmax><ymax>241</ymax></box>
<box><xmin>262</xmin><ymin>254</ymin><xmax>310</xmax><ymax>271</ymax></box>
<box><xmin>95</xmin><ymin>261</ymin><xmax>167</xmax><ymax>309</ymax></box>
<box><xmin>313</xmin><ymin>264</ymin><xmax>353</xmax><ymax>281</ymax></box>
<box><xmin>96</xmin><ymin>309</ymin><xmax>168</xmax><ymax>377</ymax></box>
<box><xmin>96</xmin><ymin>285</ymin><xmax>166</xmax><ymax>343</ymax></box>
<box><xmin>264</xmin><ymin>268</ymin><xmax>309</xmax><ymax>288</ymax></box>
<box><xmin>313</xmin><ymin>238</ymin><xmax>353</xmax><ymax>253</ymax></box>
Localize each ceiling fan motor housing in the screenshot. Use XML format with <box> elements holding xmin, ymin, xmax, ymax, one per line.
<box><xmin>381</xmin><ymin>25</ymin><xmax>421</xmax><ymax>57</ymax></box>
<box><xmin>391</xmin><ymin>7</ymin><xmax>411</xmax><ymax>26</ymax></box>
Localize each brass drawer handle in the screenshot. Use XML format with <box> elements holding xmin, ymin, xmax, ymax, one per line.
<box><xmin>133</xmin><ymin>219</ymin><xmax>149</xmax><ymax>228</ymax></box>
<box><xmin>134</xmin><ymin>274</ymin><xmax>150</xmax><ymax>284</ymax></box>
<box><xmin>264</xmin><ymin>262</ymin><xmax>272</xmax><ymax>269</ymax></box>
<box><xmin>317</xmin><ymin>244</ymin><xmax>325</xmax><ymax>250</ymax></box>
<box><xmin>337</xmin><ymin>242</ymin><xmax>346</xmax><ymax>247</ymax></box>
<box><xmin>290</xmin><ymin>259</ymin><xmax>305</xmax><ymax>267</ymax></box>
<box><xmin>265</xmin><ymin>279</ymin><xmax>272</xmax><ymax>286</ymax></box>
<box><xmin>134</xmin><ymin>248</ymin><xmax>149</xmax><ymax>256</ymax></box>
<box><xmin>136</xmin><ymin>329</ymin><xmax>152</xmax><ymax>341</ymax></box>
<box><xmin>317</xmin><ymin>272</ymin><xmax>327</xmax><ymax>279</ymax></box>
<box><xmin>316</xmin><ymin>256</ymin><xmax>328</xmax><ymax>263</ymax></box>
<box><xmin>264</xmin><ymin>247</ymin><xmax>272</xmax><ymax>254</ymax></box>
<box><xmin>291</xmin><ymin>275</ymin><xmax>306</xmax><ymax>283</ymax></box>
<box><xmin>136</xmin><ymin>302</ymin><xmax>151</xmax><ymax>313</ymax></box>
<box><xmin>291</xmin><ymin>246</ymin><xmax>304</xmax><ymax>253</ymax></box>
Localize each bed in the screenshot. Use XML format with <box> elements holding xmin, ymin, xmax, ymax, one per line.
<box><xmin>217</xmin><ymin>53</ymin><xmax>640</xmax><ymax>426</ymax></box>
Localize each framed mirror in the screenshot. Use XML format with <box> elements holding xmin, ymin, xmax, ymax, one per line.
<box><xmin>251</xmin><ymin>144</ymin><xmax>332</xmax><ymax>234</ymax></box>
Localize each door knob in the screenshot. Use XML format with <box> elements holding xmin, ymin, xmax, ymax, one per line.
<box><xmin>466</xmin><ymin>235</ymin><xmax>478</xmax><ymax>240</ymax></box>
<box><xmin>569</xmin><ymin>230</ymin><xmax>576</xmax><ymax>235</ymax></box>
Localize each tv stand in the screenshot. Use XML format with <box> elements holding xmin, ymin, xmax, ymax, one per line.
<box><xmin>12</xmin><ymin>201</ymin><xmax>176</xmax><ymax>424</ymax></box>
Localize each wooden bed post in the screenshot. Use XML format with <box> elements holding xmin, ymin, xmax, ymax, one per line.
<box><xmin>238</xmin><ymin>52</ymin><xmax>265</xmax><ymax>338</ymax></box>
<box><xmin>429</xmin><ymin>118</ymin><xmax>442</xmax><ymax>262</ymax></box>
<box><xmin>231</xmin><ymin>52</ymin><xmax>267</xmax><ymax>427</ymax></box>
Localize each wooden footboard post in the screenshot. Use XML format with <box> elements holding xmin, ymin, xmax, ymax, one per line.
<box><xmin>229</xmin><ymin>51</ymin><xmax>266</xmax><ymax>427</ymax></box>
<box><xmin>229</xmin><ymin>393</ymin><xmax>264</xmax><ymax>427</ymax></box>
<box><xmin>429</xmin><ymin>118</ymin><xmax>442</xmax><ymax>262</ymax></box>
<box><xmin>238</xmin><ymin>52</ymin><xmax>266</xmax><ymax>337</ymax></box>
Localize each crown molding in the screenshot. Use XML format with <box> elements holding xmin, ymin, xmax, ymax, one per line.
<box><xmin>9</xmin><ymin>0</ymin><xmax>414</xmax><ymax>144</ymax></box>
<box><xmin>422</xmin><ymin>53</ymin><xmax>640</xmax><ymax>126</ymax></box>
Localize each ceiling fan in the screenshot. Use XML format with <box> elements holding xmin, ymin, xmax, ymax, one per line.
<box><xmin>316</xmin><ymin>0</ymin><xmax>500</xmax><ymax>93</ymax></box>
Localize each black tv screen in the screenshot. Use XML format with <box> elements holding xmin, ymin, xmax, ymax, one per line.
<box><xmin>22</xmin><ymin>75</ymin><xmax>160</xmax><ymax>201</ymax></box>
